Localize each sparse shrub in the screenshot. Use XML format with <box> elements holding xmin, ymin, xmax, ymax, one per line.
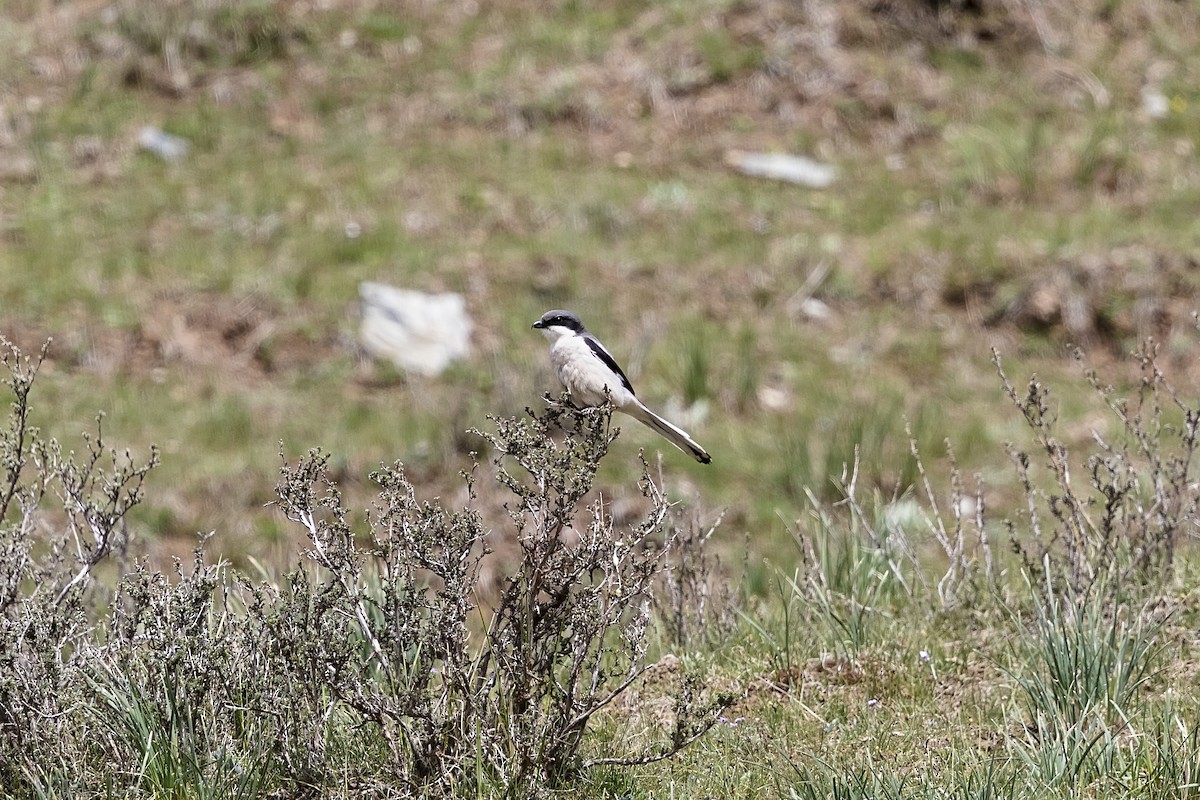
<box><xmin>86</xmin><ymin>554</ymin><xmax>275</xmax><ymax>800</ymax></box>
<box><xmin>272</xmin><ymin>399</ymin><xmax>733</xmax><ymax>792</ymax></box>
<box><xmin>0</xmin><ymin>339</ymin><xmax>159</xmax><ymax>792</ymax></box>
<box><xmin>996</xmin><ymin>343</ymin><xmax>1199</xmax><ymax>601</ymax></box>
<box><xmin>104</xmin><ymin>0</ymin><xmax>312</xmax><ymax>95</ymax></box>
<box><xmin>114</xmin><ymin>0</ymin><xmax>308</xmax><ymax>66</ymax></box>
<box><xmin>754</xmin><ymin>336</ymin><xmax>1196</xmax><ymax>714</ymax></box>
<box><xmin>906</xmin><ymin>422</ymin><xmax>994</xmax><ymax>608</ymax></box>
<box><xmin>0</xmin><ymin>336</ymin><xmax>731</xmax><ymax>798</ymax></box>
<box><xmin>651</xmin><ymin>505</ymin><xmax>741</xmax><ymax>651</ymax></box>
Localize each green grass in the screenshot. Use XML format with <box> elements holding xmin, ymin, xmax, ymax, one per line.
<box><xmin>1</xmin><ymin>3</ymin><xmax>1192</xmax><ymax>573</ymax></box>
<box><xmin>3</xmin><ymin>0</ymin><xmax>1200</xmax><ymax>789</ymax></box>
<box><xmin>576</xmin><ymin>574</ymin><xmax>1200</xmax><ymax>800</ymax></box>
<box><xmin>6</xmin><ymin>377</ymin><xmax>1200</xmax><ymax>797</ymax></box>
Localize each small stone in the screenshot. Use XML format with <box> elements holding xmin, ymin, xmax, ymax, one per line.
<box><xmin>1142</xmin><ymin>87</ymin><xmax>1169</xmax><ymax>119</ymax></box>
<box><xmin>137</xmin><ymin>126</ymin><xmax>188</xmax><ymax>162</ymax></box>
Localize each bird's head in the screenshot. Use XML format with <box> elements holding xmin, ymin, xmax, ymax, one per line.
<box><xmin>532</xmin><ymin>309</ymin><xmax>585</xmax><ymax>340</ymax></box>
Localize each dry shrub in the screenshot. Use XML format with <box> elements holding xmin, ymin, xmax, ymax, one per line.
<box><xmin>0</xmin><ymin>337</ymin><xmax>731</xmax><ymax>798</ymax></box>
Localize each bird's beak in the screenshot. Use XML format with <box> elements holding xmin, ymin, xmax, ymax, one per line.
<box><xmin>531</xmin><ymin>319</ymin><xmax>545</xmax><ymax>329</ymax></box>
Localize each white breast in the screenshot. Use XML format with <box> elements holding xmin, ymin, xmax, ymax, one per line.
<box><xmin>549</xmin><ymin>335</ymin><xmax>637</xmax><ymax>409</ymax></box>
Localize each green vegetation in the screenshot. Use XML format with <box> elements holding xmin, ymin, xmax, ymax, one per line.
<box><xmin>2</xmin><ymin>0</ymin><xmax>1200</xmax><ymax>795</ymax></box>
<box><xmin>1</xmin><ymin>0</ymin><xmax>1196</xmax><ymax>556</ymax></box>
<box><xmin>3</xmin><ymin>337</ymin><xmax>1199</xmax><ymax>798</ymax></box>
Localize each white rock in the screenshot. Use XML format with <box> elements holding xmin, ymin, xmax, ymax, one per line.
<box><xmin>757</xmin><ymin>385</ymin><xmax>791</xmax><ymax>412</ymax></box>
<box><xmin>796</xmin><ymin>297</ymin><xmax>833</xmax><ymax>321</ymax></box>
<box><xmin>725</xmin><ymin>150</ymin><xmax>837</xmax><ymax>188</ymax></box>
<box><xmin>1141</xmin><ymin>87</ymin><xmax>1169</xmax><ymax>119</ymax></box>
<box><xmin>359</xmin><ymin>283</ymin><xmax>471</xmax><ymax>376</ymax></box>
<box><xmin>137</xmin><ymin>126</ymin><xmax>188</xmax><ymax>162</ymax></box>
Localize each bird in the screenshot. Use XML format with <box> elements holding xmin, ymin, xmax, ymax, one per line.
<box><xmin>532</xmin><ymin>309</ymin><xmax>712</xmax><ymax>464</ymax></box>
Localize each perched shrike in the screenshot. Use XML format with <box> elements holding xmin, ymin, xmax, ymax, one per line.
<box><xmin>532</xmin><ymin>310</ymin><xmax>712</xmax><ymax>464</ymax></box>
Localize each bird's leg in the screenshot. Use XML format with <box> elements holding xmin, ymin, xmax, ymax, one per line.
<box><xmin>576</xmin><ymin>386</ymin><xmax>617</xmax><ymax>418</ymax></box>
<box><xmin>542</xmin><ymin>391</ymin><xmax>576</xmax><ymax>410</ymax></box>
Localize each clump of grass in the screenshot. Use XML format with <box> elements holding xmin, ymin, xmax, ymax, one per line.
<box><xmin>682</xmin><ymin>326</ymin><xmax>711</xmax><ymax>406</ymax></box>
<box><xmin>731</xmin><ymin>325</ymin><xmax>760</xmax><ymax>412</ymax></box>
<box><xmin>944</xmin><ymin>112</ymin><xmax>1054</xmax><ymax>203</ymax></box>
<box><xmin>745</xmin><ymin>453</ymin><xmax>927</xmax><ymax>675</ymax></box>
<box><xmin>1000</xmin><ymin>565</ymin><xmax>1167</xmax><ymax>792</ymax></box>
<box><xmin>1009</xmin><ymin>574</ymin><xmax>1163</xmax><ymax>731</ymax></box>
<box><xmin>788</xmin><ymin>480</ymin><xmax>913</xmax><ymax>656</ymax></box>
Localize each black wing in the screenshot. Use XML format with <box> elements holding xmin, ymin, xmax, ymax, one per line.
<box><xmin>583</xmin><ymin>334</ymin><xmax>635</xmax><ymax>395</ymax></box>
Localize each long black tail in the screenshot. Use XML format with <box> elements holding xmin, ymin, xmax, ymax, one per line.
<box><xmin>625</xmin><ymin>402</ymin><xmax>712</xmax><ymax>464</ymax></box>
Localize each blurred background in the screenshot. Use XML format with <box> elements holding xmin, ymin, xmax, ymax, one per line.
<box><xmin>1</xmin><ymin>0</ymin><xmax>1198</xmax><ymax>571</ymax></box>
